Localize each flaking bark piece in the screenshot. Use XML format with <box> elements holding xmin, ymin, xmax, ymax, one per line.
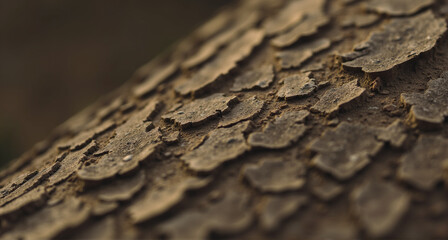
<box><xmin>133</xmin><ymin>62</ymin><xmax>178</xmax><ymax>98</ymax></box>
<box><xmin>248</xmin><ymin>110</ymin><xmax>309</xmax><ymax>149</ymax></box>
<box><xmin>342</xmin><ymin>11</ymin><xmax>446</xmax><ymax>73</ymax></box>
<box><xmin>162</xmin><ymin>93</ymin><xmax>237</xmax><ymax>128</ymax></box>
<box><xmin>351</xmin><ymin>180</ymin><xmax>410</xmax><ymax>238</ymax></box>
<box><xmin>182</xmin><ymin>121</ymin><xmax>251</xmax><ymax>172</ymax></box>
<box><xmin>301</xmin><ymin>62</ymin><xmax>324</xmax><ymax>73</ymax></box>
<box><xmin>0</xmin><ymin>170</ymin><xmax>37</xmax><ymax>199</ymax></box>
<box><xmin>0</xmin><ymin>186</ymin><xmax>46</xmax><ymax>217</ymax></box>
<box><xmin>77</xmin><ymin>127</ymin><xmax>161</xmax><ymax>181</ymax></box>
<box><xmin>242</xmin><ymin>158</ymin><xmax>306</xmax><ymax>192</ymax></box>
<box><xmin>158</xmin><ymin>191</ymin><xmax>252</xmax><ymax>240</ymax></box>
<box><xmin>230</xmin><ymin>65</ymin><xmax>274</xmax><ymax>92</ymax></box>
<box><xmin>258</xmin><ymin>195</ymin><xmax>308</xmax><ymax>232</ymax></box>
<box><xmin>271</xmin><ymin>0</ymin><xmax>329</xmax><ymax>48</ymax></box>
<box><xmin>97</xmin><ymin>170</ymin><xmax>146</xmax><ymax>202</ymax></box>
<box><xmin>0</xmin><ymin>151</ymin><xmax>36</xmax><ymax>185</ymax></box>
<box><xmin>309</xmin><ymin>172</ymin><xmax>343</xmax><ymax>201</ymax></box>
<box><xmin>309</xmin><ymin>122</ymin><xmax>383</xmax><ymax>180</ymax></box>
<box><xmin>277</xmin><ymin>72</ymin><xmax>317</xmax><ymax>99</ymax></box>
<box><xmin>77</xmin><ymin>102</ymin><xmax>164</xmax><ymax>181</ymax></box>
<box><xmin>128</xmin><ymin>177</ymin><xmax>210</xmax><ymax>224</ymax></box>
<box><xmin>401</xmin><ymin>72</ymin><xmax>448</xmax><ymax>126</ymax></box>
<box><xmin>1</xmin><ymin>197</ymin><xmax>90</xmax><ymax>240</ymax></box>
<box><xmin>218</xmin><ymin>96</ymin><xmax>265</xmax><ymax>127</ymax></box>
<box><xmin>398</xmin><ymin>135</ymin><xmax>448</xmax><ymax>190</ymax></box>
<box><xmin>142</xmin><ymin>99</ymin><xmax>164</xmax><ymax>121</ymax></box>
<box><xmin>119</xmin><ymin>100</ymin><xmax>137</xmax><ymax>113</ymax></box>
<box><xmin>120</xmin><ymin>101</ymin><xmax>138</xmax><ymax>114</ymax></box>
<box><xmin>58</xmin><ymin>120</ymin><xmax>115</xmax><ymax>151</ymax></box>
<box><xmin>1</xmin><ymin>163</ymin><xmax>60</xmax><ymax>207</ymax></box>
<box><xmin>95</xmin><ymin>97</ymin><xmax>124</xmax><ymax>122</ymax></box>
<box><xmin>311</xmin><ymin>80</ymin><xmax>365</xmax><ymax>115</ymax></box>
<box><xmin>162</xmin><ymin>131</ymin><xmax>180</xmax><ymax>144</ymax></box>
<box><xmin>182</xmin><ymin>12</ymin><xmax>260</xmax><ymax>69</ymax></box>
<box><xmin>175</xmin><ymin>29</ymin><xmax>264</xmax><ymax>95</ymax></box>
<box><xmin>341</xmin><ymin>13</ymin><xmax>379</xmax><ymax>28</ymax></box>
<box><xmin>366</xmin><ymin>0</ymin><xmax>434</xmax><ymax>16</ymax></box>
<box><xmin>192</xmin><ymin>11</ymin><xmax>232</xmax><ymax>41</ymax></box>
<box><xmin>48</xmin><ymin>140</ymin><xmax>97</xmax><ymax>186</ymax></box>
<box><xmin>376</xmin><ymin>120</ymin><xmax>407</xmax><ymax>148</ymax></box>
<box><xmin>276</xmin><ymin>38</ymin><xmax>331</xmax><ymax>69</ymax></box>
<box><xmin>262</xmin><ymin>0</ymin><xmax>306</xmax><ymax>35</ymax></box>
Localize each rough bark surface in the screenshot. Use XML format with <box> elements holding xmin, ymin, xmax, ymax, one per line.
<box><xmin>1</xmin><ymin>0</ymin><xmax>448</xmax><ymax>239</ymax></box>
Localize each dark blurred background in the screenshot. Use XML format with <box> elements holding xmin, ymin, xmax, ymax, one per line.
<box><xmin>0</xmin><ymin>0</ymin><xmax>230</xmax><ymax>166</ymax></box>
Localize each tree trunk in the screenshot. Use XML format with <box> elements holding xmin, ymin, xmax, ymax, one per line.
<box><xmin>1</xmin><ymin>0</ymin><xmax>448</xmax><ymax>239</ymax></box>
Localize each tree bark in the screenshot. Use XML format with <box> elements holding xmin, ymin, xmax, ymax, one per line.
<box><xmin>1</xmin><ymin>0</ymin><xmax>448</xmax><ymax>239</ymax></box>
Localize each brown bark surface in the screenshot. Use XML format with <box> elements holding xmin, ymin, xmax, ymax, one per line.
<box><xmin>1</xmin><ymin>0</ymin><xmax>448</xmax><ymax>239</ymax></box>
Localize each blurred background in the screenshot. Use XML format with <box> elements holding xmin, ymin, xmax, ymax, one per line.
<box><xmin>0</xmin><ymin>0</ymin><xmax>230</xmax><ymax>167</ymax></box>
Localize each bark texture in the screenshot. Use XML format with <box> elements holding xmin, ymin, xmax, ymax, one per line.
<box><xmin>1</xmin><ymin>0</ymin><xmax>448</xmax><ymax>239</ymax></box>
